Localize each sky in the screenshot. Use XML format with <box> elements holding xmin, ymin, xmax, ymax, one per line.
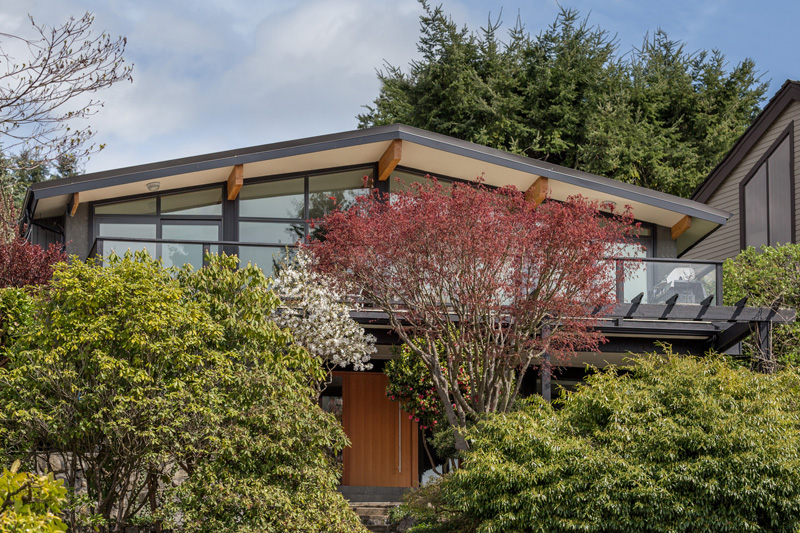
<box><xmin>1</xmin><ymin>0</ymin><xmax>798</xmax><ymax>174</ymax></box>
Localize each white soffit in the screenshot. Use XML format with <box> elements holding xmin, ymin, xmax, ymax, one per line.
<box><xmin>32</xmin><ymin>136</ymin><xmax>720</xmax><ymax>233</ymax></box>
<box><xmin>402</xmin><ymin>141</ymin><xmax>705</xmax><ymax>228</ymax></box>
<box><xmin>241</xmin><ymin>142</ymin><xmax>387</xmax><ymax>179</ymax></box>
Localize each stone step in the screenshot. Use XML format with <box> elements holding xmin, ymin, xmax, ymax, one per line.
<box><xmin>349</xmin><ymin>501</ymin><xmax>398</xmax><ymax>532</ymax></box>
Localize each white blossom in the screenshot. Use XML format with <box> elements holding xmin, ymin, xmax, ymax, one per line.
<box><xmin>271</xmin><ymin>250</ymin><xmax>375</xmax><ymax>371</ymax></box>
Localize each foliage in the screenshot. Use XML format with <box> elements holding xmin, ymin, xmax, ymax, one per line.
<box><xmin>360</xmin><ymin>3</ymin><xmax>766</xmax><ymax>198</ymax></box>
<box><xmin>400</xmin><ymin>353</ymin><xmax>800</xmax><ymax>532</ymax></box>
<box><xmin>385</xmin><ymin>344</ymin><xmax>446</xmax><ymax>432</ymax></box>
<box><xmin>1</xmin><ymin>149</ymin><xmax>80</xmax><ymax>207</ymax></box>
<box><xmin>309</xmin><ymin>179</ymin><xmax>638</xmax><ymax>450</ymax></box>
<box><xmin>0</xmin><ymin>287</ymin><xmax>33</xmax><ymax>352</ymax></box>
<box><xmin>723</xmin><ymin>243</ymin><xmax>800</xmax><ymax>370</ymax></box>
<box><xmin>0</xmin><ymin>13</ymin><xmax>132</xmax><ymax>169</ymax></box>
<box><xmin>271</xmin><ymin>250</ymin><xmax>375</xmax><ymax>378</ymax></box>
<box><xmin>0</xmin><ymin>252</ymin><xmax>222</xmax><ymax>530</ymax></box>
<box><xmin>174</xmin><ymin>253</ymin><xmax>324</xmax><ymax>385</ymax></box>
<box><xmin>0</xmin><ymin>461</ymin><xmax>67</xmax><ymax>532</ymax></box>
<box><xmin>0</xmin><ymin>191</ymin><xmax>67</xmax><ymax>288</ymax></box>
<box><xmin>0</xmin><ymin>253</ymin><xmax>362</xmax><ymax>532</ymax></box>
<box><xmin>163</xmin><ymin>368</ymin><xmax>365</xmax><ymax>533</ymax></box>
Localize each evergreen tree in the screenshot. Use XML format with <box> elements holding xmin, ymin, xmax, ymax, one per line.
<box><xmin>360</xmin><ymin>3</ymin><xmax>767</xmax><ymax>198</ymax></box>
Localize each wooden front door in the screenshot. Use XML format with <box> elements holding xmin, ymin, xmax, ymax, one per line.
<box><xmin>338</xmin><ymin>371</ymin><xmax>418</xmax><ymax>487</ymax></box>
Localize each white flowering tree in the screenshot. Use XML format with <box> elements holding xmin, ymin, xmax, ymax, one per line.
<box><xmin>271</xmin><ymin>251</ymin><xmax>375</xmax><ymax>385</ymax></box>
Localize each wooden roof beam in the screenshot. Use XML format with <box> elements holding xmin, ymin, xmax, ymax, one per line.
<box><xmin>227</xmin><ymin>164</ymin><xmax>244</xmax><ymax>200</ymax></box>
<box><xmin>67</xmin><ymin>192</ymin><xmax>79</xmax><ymax>217</ymax></box>
<box><xmin>671</xmin><ymin>215</ymin><xmax>692</xmax><ymax>240</ymax></box>
<box><xmin>525</xmin><ymin>176</ymin><xmax>548</xmax><ymax>207</ymax></box>
<box><xmin>378</xmin><ymin>139</ymin><xmax>402</xmax><ymax>181</ymax></box>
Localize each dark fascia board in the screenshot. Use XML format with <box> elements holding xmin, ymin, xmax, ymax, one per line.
<box><xmin>693</xmin><ymin>80</ymin><xmax>800</xmax><ymax>203</ymax></box>
<box><xmin>25</xmin><ymin>123</ymin><xmax>729</xmax><ymax>224</ymax></box>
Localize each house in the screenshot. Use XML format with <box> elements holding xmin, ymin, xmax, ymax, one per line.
<box><xmin>20</xmin><ymin>123</ymin><xmax>792</xmax><ymax>500</ymax></box>
<box><xmin>688</xmin><ymin>79</ymin><xmax>800</xmax><ymax>261</ymax></box>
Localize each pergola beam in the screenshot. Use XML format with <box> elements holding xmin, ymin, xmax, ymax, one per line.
<box><xmin>525</xmin><ymin>176</ymin><xmax>548</xmax><ymax>206</ymax></box>
<box><xmin>351</xmin><ymin>304</ymin><xmax>795</xmax><ymax>325</ymax></box>
<box><xmin>378</xmin><ymin>140</ymin><xmax>402</xmax><ymax>181</ymax></box>
<box><xmin>227</xmin><ymin>164</ymin><xmax>244</xmax><ymax>200</ymax></box>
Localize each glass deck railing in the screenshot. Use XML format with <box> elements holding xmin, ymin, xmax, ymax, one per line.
<box><xmin>614</xmin><ymin>257</ymin><xmax>723</xmax><ymax>306</ymax></box>
<box><xmin>88</xmin><ymin>239</ymin><xmax>724</xmax><ymax>306</ymax></box>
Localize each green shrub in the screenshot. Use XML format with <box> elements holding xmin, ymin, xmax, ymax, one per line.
<box><xmin>723</xmin><ymin>243</ymin><xmax>800</xmax><ymax>368</ymax></box>
<box><xmin>0</xmin><ymin>287</ymin><xmax>33</xmax><ymax>350</ymax></box>
<box><xmin>0</xmin><ymin>460</ymin><xmax>67</xmax><ymax>532</ymax></box>
<box><xmin>402</xmin><ymin>353</ymin><xmax>800</xmax><ymax>532</ymax></box>
<box><xmin>0</xmin><ymin>253</ymin><xmax>363</xmax><ymax>532</ymax></box>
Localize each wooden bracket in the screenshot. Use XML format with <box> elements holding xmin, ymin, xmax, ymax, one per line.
<box><xmin>378</xmin><ymin>140</ymin><xmax>402</xmax><ymax>181</ymax></box>
<box><xmin>671</xmin><ymin>215</ymin><xmax>692</xmax><ymax>240</ymax></box>
<box><xmin>524</xmin><ymin>176</ymin><xmax>548</xmax><ymax>207</ymax></box>
<box><xmin>227</xmin><ymin>164</ymin><xmax>244</xmax><ymax>200</ymax></box>
<box><xmin>67</xmin><ymin>192</ymin><xmax>79</xmax><ymax>217</ymax></box>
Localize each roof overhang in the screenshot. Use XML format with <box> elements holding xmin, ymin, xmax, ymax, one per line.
<box><xmin>25</xmin><ymin>124</ymin><xmax>729</xmax><ymax>252</ymax></box>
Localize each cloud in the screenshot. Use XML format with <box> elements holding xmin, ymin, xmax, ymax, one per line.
<box><xmin>0</xmin><ymin>0</ymin><xmax>423</xmax><ymax>171</ymax></box>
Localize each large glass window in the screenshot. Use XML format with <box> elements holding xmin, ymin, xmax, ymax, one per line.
<box><xmin>161</xmin><ymin>189</ymin><xmax>222</xmax><ymax>216</ymax></box>
<box><xmin>238</xmin><ymin>168</ymin><xmax>373</xmax><ymax>247</ymax></box>
<box><xmin>93</xmin><ymin>187</ymin><xmax>223</xmax><ymax>269</ymax></box>
<box><xmin>742</xmin><ymin>133</ymin><xmax>794</xmax><ymax>248</ymax></box>
<box><xmin>239</xmin><ymin>177</ymin><xmax>305</xmax><ymax>219</ymax></box>
<box><xmin>390</xmin><ymin>169</ymin><xmax>453</xmax><ymax>194</ymax></box>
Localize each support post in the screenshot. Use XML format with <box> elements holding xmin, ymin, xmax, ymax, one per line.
<box><xmin>541</xmin><ymin>353</ymin><xmax>551</xmax><ymax>402</ymax></box>
<box><xmin>541</xmin><ymin>325</ymin><xmax>551</xmax><ymax>402</ymax></box>
<box><xmin>756</xmin><ymin>321</ymin><xmax>776</xmax><ymax>374</ymax></box>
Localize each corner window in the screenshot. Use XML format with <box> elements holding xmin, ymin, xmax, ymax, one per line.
<box><xmin>741</xmin><ymin>127</ymin><xmax>794</xmax><ymax>249</ymax></box>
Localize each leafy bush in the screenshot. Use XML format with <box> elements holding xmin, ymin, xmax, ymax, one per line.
<box><xmin>399</xmin><ymin>353</ymin><xmax>800</xmax><ymax>532</ymax></box>
<box><xmin>724</xmin><ymin>243</ymin><xmax>800</xmax><ymax>368</ymax></box>
<box><xmin>0</xmin><ymin>253</ymin><xmax>363</xmax><ymax>532</ymax></box>
<box><xmin>0</xmin><ymin>461</ymin><xmax>67</xmax><ymax>532</ymax></box>
<box><xmin>165</xmin><ymin>368</ymin><xmax>364</xmax><ymax>533</ymax></box>
<box><xmin>0</xmin><ymin>287</ymin><xmax>33</xmax><ymax>351</ymax></box>
<box><xmin>0</xmin><ymin>192</ymin><xmax>66</xmax><ymax>288</ymax></box>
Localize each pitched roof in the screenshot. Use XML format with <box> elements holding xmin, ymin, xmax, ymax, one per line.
<box><xmin>23</xmin><ymin>124</ymin><xmax>729</xmax><ymax>253</ymax></box>
<box><xmin>692</xmin><ymin>80</ymin><xmax>800</xmax><ymax>203</ymax></box>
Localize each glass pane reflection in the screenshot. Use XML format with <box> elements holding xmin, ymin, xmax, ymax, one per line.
<box><xmin>161</xmin><ymin>189</ymin><xmax>222</xmax><ymax>216</ymax></box>
<box><xmin>239</xmin><ymin>221</ymin><xmax>302</xmax><ymax>245</ymax></box>
<box><xmin>236</xmin><ymin>246</ymin><xmax>293</xmax><ymax>278</ymax></box>
<box><xmin>239</xmin><ymin>178</ymin><xmax>305</xmax><ymax>219</ymax></box>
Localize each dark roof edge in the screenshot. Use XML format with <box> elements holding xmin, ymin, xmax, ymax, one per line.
<box><xmin>26</xmin><ymin>123</ymin><xmax>729</xmax><ymax>224</ymax></box>
<box><xmin>24</xmin><ymin>125</ymin><xmax>405</xmax><ymax>203</ymax></box>
<box><xmin>692</xmin><ymin>80</ymin><xmax>800</xmax><ymax>203</ymax></box>
<box><xmin>397</xmin><ymin>126</ymin><xmax>730</xmax><ymax>224</ymax></box>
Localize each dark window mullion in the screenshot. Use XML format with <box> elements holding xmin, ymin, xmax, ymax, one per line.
<box><xmin>304</xmin><ymin>175</ymin><xmax>310</xmax><ymax>241</ymax></box>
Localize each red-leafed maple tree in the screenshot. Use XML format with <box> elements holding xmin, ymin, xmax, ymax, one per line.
<box><xmin>308</xmin><ymin>179</ymin><xmax>640</xmax><ymax>451</ymax></box>
<box><xmin>0</xmin><ymin>191</ymin><xmax>66</xmax><ymax>288</ymax></box>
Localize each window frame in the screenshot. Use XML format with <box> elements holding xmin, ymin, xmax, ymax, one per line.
<box><xmin>237</xmin><ymin>163</ymin><xmax>377</xmax><ymax>245</ymax></box>
<box><xmin>91</xmin><ymin>184</ymin><xmax>225</xmax><ymax>244</ymax></box>
<box><xmin>739</xmin><ymin>122</ymin><xmax>795</xmax><ymax>249</ymax></box>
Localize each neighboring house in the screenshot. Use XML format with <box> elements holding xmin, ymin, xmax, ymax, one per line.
<box><xmin>20</xmin><ymin>124</ymin><xmax>792</xmax><ymax>500</ymax></box>
<box><xmin>688</xmin><ymin>80</ymin><xmax>800</xmax><ymax>261</ymax></box>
